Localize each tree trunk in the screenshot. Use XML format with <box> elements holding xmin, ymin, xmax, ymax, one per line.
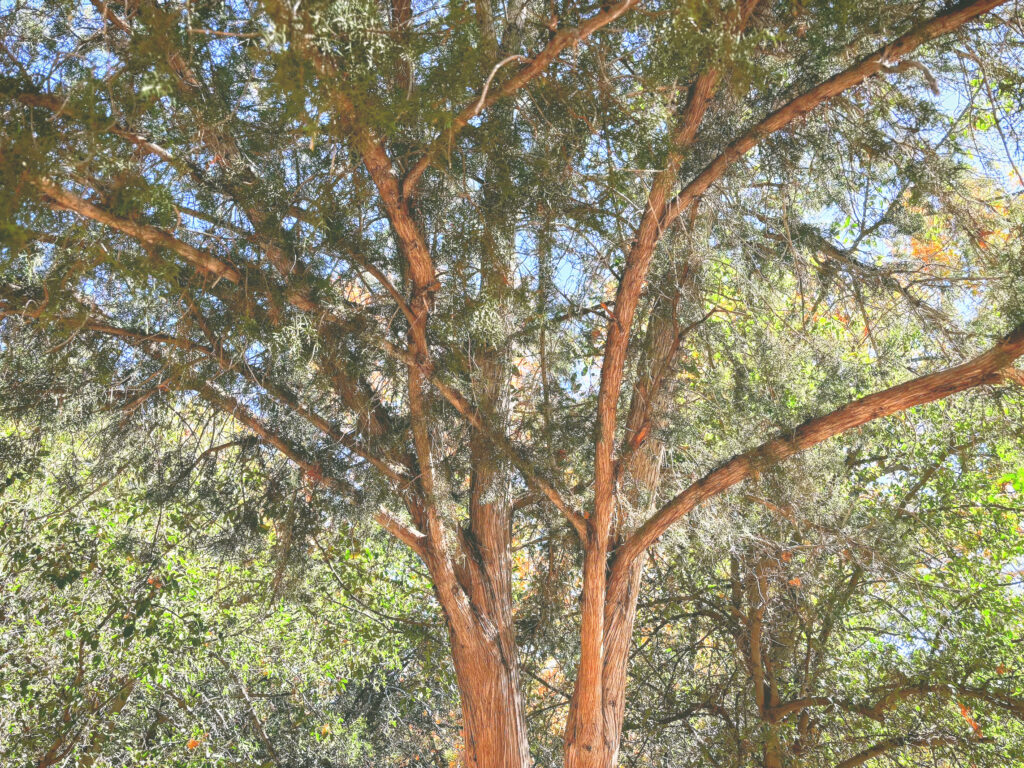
<box><xmin>449</xmin><ymin>624</ymin><xmax>531</xmax><ymax>768</ymax></box>
<box><xmin>446</xmin><ymin>111</ymin><xmax>531</xmax><ymax>766</ymax></box>
<box><xmin>598</xmin><ymin>561</ymin><xmax>644</xmax><ymax>767</ymax></box>
<box><xmin>449</xmin><ymin>496</ymin><xmax>531</xmax><ymax>768</ymax></box>
<box><xmin>763</xmin><ymin>726</ymin><xmax>784</xmax><ymax>768</ymax></box>
<box><xmin>563</xmin><ymin>559</ymin><xmax>644</xmax><ymax>768</ymax></box>
<box><xmin>563</xmin><ymin>543</ymin><xmax>612</xmax><ymax>768</ymax></box>
<box><xmin>424</xmin><ymin>516</ymin><xmax>531</xmax><ymax>768</ymax></box>
<box><xmin>411</xmin><ymin>495</ymin><xmax>530</xmax><ymax>768</ymax></box>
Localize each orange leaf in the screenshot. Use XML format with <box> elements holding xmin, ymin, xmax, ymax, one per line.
<box><xmin>959</xmin><ymin>702</ymin><xmax>983</xmax><ymax>738</ymax></box>
<box><xmin>787</xmin><ymin>577</ymin><xmax>801</xmax><ymax>588</ymax></box>
<box><xmin>186</xmin><ymin>738</ymin><xmax>201</xmax><ymax>750</ymax></box>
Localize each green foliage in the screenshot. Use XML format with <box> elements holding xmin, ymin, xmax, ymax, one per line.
<box><xmin>2</xmin><ymin>0</ymin><xmax>1024</xmax><ymax>765</ymax></box>
<box><xmin>1</xmin><ymin>420</ymin><xmax>445</xmax><ymax>767</ymax></box>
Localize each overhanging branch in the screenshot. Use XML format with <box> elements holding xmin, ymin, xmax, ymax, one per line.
<box><xmin>614</xmin><ymin>320</ymin><xmax>1024</xmax><ymax>568</ymax></box>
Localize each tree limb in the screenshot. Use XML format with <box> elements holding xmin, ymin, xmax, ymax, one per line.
<box><xmin>614</xmin><ymin>319</ymin><xmax>1024</xmax><ymax>568</ymax></box>
<box><xmin>660</xmin><ymin>0</ymin><xmax>1010</xmax><ymax>226</ymax></box>
<box><xmin>35</xmin><ymin>179</ymin><xmax>243</xmax><ymax>285</ymax></box>
<box><xmin>835</xmin><ymin>733</ymin><xmax>956</xmax><ymax>768</ymax></box>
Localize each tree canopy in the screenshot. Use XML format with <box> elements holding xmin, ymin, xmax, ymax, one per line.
<box><xmin>3</xmin><ymin>0</ymin><xmax>1024</xmax><ymax>766</ymax></box>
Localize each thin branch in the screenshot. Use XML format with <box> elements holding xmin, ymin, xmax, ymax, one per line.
<box><xmin>472</xmin><ymin>55</ymin><xmax>530</xmax><ymax>115</ymax></box>
<box><xmin>835</xmin><ymin>734</ymin><xmax>956</xmax><ymax>768</ymax></box>
<box><xmin>36</xmin><ymin>179</ymin><xmax>242</xmax><ymax>283</ymax></box>
<box><xmin>401</xmin><ymin>0</ymin><xmax>642</xmax><ymax>196</ymax></box>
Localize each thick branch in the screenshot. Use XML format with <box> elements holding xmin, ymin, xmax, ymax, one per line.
<box><xmin>375</xmin><ymin>508</ymin><xmax>427</xmax><ymax>557</ymax></box>
<box><xmin>595</xmin><ymin>0</ymin><xmax>764</xmax><ymax>540</ymax></box>
<box><xmin>192</xmin><ymin>382</ymin><xmax>353</xmax><ymax>496</ymax></box>
<box><xmin>598</xmin><ymin>0</ymin><xmax>1007</xmax><ymax>542</ymax></box>
<box><xmin>615</xmin><ymin>320</ymin><xmax>1024</xmax><ymax>567</ymax></box>
<box><xmin>594</xmin><ymin>71</ymin><xmax>720</xmax><ymax>536</ymax></box>
<box><xmin>319</xmin><ymin>83</ymin><xmax>438</xmax><ymax>504</ymax></box>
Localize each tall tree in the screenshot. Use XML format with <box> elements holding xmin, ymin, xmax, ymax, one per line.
<box><xmin>3</xmin><ymin>0</ymin><xmax>1024</xmax><ymax>766</ymax></box>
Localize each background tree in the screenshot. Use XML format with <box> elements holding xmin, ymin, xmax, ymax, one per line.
<box><xmin>3</xmin><ymin>0</ymin><xmax>1024</xmax><ymax>766</ymax></box>
<box><xmin>0</xmin><ymin>417</ymin><xmax>452</xmax><ymax>767</ymax></box>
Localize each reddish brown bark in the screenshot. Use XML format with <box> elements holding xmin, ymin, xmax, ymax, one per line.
<box><xmin>449</xmin><ymin>628</ymin><xmax>531</xmax><ymax>768</ymax></box>
<box><xmin>660</xmin><ymin>0</ymin><xmax>1009</xmax><ymax>226</ymax></box>
<box><xmin>411</xmin><ymin>497</ymin><xmax>531</xmax><ymax>768</ymax></box>
<box><xmin>615</xmin><ymin>320</ymin><xmax>1024</xmax><ymax>568</ymax></box>
<box><xmin>449</xmin><ymin>501</ymin><xmax>532</xmax><ymax>768</ymax></box>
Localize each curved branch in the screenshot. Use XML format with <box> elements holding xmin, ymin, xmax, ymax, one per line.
<box><xmin>472</xmin><ymin>55</ymin><xmax>530</xmax><ymax>115</ymax></box>
<box><xmin>598</xmin><ymin>0</ymin><xmax>1008</xmax><ymax>544</ymax></box>
<box><xmin>595</xmin><ymin>0</ymin><xmax>764</xmax><ymax>541</ymax></box>
<box><xmin>835</xmin><ymin>733</ymin><xmax>956</xmax><ymax>768</ymax></box>
<box><xmin>379</xmin><ymin>338</ymin><xmax>587</xmax><ymax>536</ymax></box>
<box><xmin>36</xmin><ymin>179</ymin><xmax>243</xmax><ymax>284</ymax></box>
<box><xmin>614</xmin><ymin>320</ymin><xmax>1024</xmax><ymax>568</ymax></box>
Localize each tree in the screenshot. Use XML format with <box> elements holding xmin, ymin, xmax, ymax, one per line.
<box><xmin>2</xmin><ymin>0</ymin><xmax>1024</xmax><ymax>766</ymax></box>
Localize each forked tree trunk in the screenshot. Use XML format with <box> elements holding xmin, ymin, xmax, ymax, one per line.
<box><xmin>563</xmin><ymin>560</ymin><xmax>644</xmax><ymax>768</ymax></box>
<box><xmin>563</xmin><ymin>270</ymin><xmax>691</xmax><ymax>768</ymax></box>
<box><xmin>411</xmin><ymin>495</ymin><xmax>531</xmax><ymax>768</ymax></box>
